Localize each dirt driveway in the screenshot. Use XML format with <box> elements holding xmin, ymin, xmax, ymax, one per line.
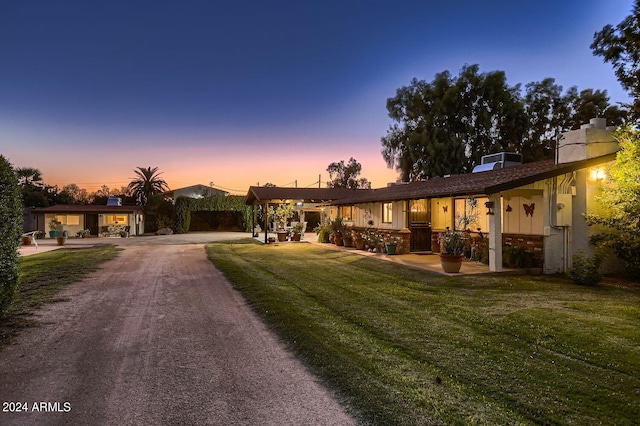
<box><xmin>1</xmin><ymin>233</ymin><xmax>356</xmax><ymax>425</ymax></box>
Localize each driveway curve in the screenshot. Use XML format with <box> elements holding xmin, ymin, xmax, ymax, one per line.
<box><xmin>1</xmin><ymin>233</ymin><xmax>356</xmax><ymax>425</ymax></box>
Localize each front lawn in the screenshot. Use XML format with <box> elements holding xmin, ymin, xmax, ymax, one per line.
<box><xmin>206</xmin><ymin>240</ymin><xmax>640</xmax><ymax>425</ymax></box>
<box><xmin>0</xmin><ymin>244</ymin><xmax>121</xmax><ymax>346</ymax></box>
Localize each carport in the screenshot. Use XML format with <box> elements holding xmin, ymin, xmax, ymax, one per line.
<box><xmin>245</xmin><ymin>186</ymin><xmax>361</xmax><ymax>244</ymax></box>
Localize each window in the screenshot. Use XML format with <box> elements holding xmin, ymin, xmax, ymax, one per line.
<box><xmin>409</xmin><ymin>199</ymin><xmax>429</xmax><ymax>223</ymax></box>
<box><xmin>106</xmin><ymin>215</ymin><xmax>128</xmax><ymax>225</ymax></box>
<box><xmin>339</xmin><ymin>206</ymin><xmax>353</xmax><ymax>221</ymax></box>
<box><xmin>55</xmin><ymin>214</ymin><xmax>81</xmax><ymax>225</ymax></box>
<box><xmin>382</xmin><ymin>202</ymin><xmax>393</xmax><ymax>223</ymax></box>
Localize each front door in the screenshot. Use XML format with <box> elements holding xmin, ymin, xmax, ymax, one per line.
<box><xmin>86</xmin><ymin>214</ymin><xmax>99</xmax><ymax>236</ymax></box>
<box><xmin>409</xmin><ymin>199</ymin><xmax>432</xmax><ymax>252</ymax></box>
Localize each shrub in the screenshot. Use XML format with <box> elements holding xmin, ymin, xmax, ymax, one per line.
<box><xmin>503</xmin><ymin>245</ymin><xmax>534</xmax><ymax>268</ymax></box>
<box><xmin>0</xmin><ymin>156</ymin><xmax>23</xmax><ymax>317</ymax></box>
<box><xmin>585</xmin><ymin>126</ymin><xmax>640</xmax><ymax>276</ymax></box>
<box><xmin>569</xmin><ymin>249</ymin><xmax>603</xmax><ymax>286</ymax></box>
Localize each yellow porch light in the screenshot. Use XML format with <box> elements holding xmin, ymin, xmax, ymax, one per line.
<box><xmin>590</xmin><ymin>168</ymin><xmax>606</xmax><ymax>181</ymax></box>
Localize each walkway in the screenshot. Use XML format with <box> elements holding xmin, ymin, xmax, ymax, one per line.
<box><xmin>257</xmin><ymin>232</ymin><xmax>502</xmax><ymax>276</ymax></box>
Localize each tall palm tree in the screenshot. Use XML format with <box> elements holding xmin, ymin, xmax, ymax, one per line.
<box><xmin>127</xmin><ymin>166</ymin><xmax>169</xmax><ymax>207</ymax></box>
<box><xmin>15</xmin><ymin>167</ymin><xmax>43</xmax><ymax>187</ymax></box>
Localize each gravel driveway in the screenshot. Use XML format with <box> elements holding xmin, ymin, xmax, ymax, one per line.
<box><xmin>1</xmin><ymin>233</ymin><xmax>356</xmax><ymax>425</ymax></box>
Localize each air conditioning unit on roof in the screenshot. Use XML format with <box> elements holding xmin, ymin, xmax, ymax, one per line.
<box><xmin>472</xmin><ymin>152</ymin><xmax>522</xmax><ymax>173</ymax></box>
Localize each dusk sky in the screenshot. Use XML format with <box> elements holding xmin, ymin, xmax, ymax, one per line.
<box><xmin>0</xmin><ymin>1</ymin><xmax>634</xmax><ymax>194</ymax></box>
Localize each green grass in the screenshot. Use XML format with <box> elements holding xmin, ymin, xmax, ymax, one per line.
<box><xmin>206</xmin><ymin>240</ymin><xmax>640</xmax><ymax>425</ymax></box>
<box><xmin>0</xmin><ymin>244</ymin><xmax>121</xmax><ymax>346</ymax></box>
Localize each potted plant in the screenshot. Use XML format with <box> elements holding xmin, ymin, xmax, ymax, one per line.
<box><xmin>384</xmin><ymin>234</ymin><xmax>398</xmax><ymax>255</ymax></box>
<box><xmin>343</xmin><ymin>229</ymin><xmax>354</xmax><ymax>247</ymax></box>
<box><xmin>56</xmin><ymin>230</ymin><xmax>67</xmax><ymax>246</ymax></box>
<box><xmin>272</xmin><ymin>203</ymin><xmax>294</xmax><ymax>242</ymax></box>
<box><xmin>291</xmin><ymin>222</ymin><xmax>304</xmax><ymax>241</ymax></box>
<box><xmin>76</xmin><ymin>229</ymin><xmax>90</xmax><ymax>238</ymax></box>
<box><xmin>314</xmin><ymin>222</ymin><xmax>330</xmax><ymax>243</ymax></box>
<box><xmin>329</xmin><ymin>217</ymin><xmax>345</xmax><ymax>246</ymax></box>
<box><xmin>49</xmin><ymin>217</ymin><xmax>59</xmax><ymax>238</ymax></box>
<box><xmin>22</xmin><ymin>234</ymin><xmax>33</xmax><ymax>245</ymax></box>
<box><xmin>354</xmin><ymin>232</ymin><xmax>366</xmax><ymax>250</ymax></box>
<box><xmin>439</xmin><ymin>228</ymin><xmax>465</xmax><ymax>273</ymax></box>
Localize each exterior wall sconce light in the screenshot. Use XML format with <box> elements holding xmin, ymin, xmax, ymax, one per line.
<box><xmin>590</xmin><ymin>168</ymin><xmax>606</xmax><ymax>181</ymax></box>
<box><xmin>485</xmin><ymin>201</ymin><xmax>495</xmax><ymax>215</ymax></box>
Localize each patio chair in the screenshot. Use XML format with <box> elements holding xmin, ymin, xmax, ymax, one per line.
<box><xmin>22</xmin><ymin>231</ymin><xmax>39</xmax><ymax>248</ymax></box>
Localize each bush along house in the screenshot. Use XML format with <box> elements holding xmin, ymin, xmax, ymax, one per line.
<box><xmin>326</xmin><ymin>118</ymin><xmax>619</xmax><ymax>274</ymax></box>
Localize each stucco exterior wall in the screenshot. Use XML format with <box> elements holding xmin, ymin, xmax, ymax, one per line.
<box><xmin>42</xmin><ymin>211</ymin><xmax>144</xmax><ymax>238</ymax></box>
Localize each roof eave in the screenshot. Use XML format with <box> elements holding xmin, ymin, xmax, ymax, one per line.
<box><xmin>484</xmin><ymin>154</ymin><xmax>616</xmax><ymax>194</ymax></box>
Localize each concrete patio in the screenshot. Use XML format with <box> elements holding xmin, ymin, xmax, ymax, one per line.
<box><xmin>255</xmin><ymin>232</ymin><xmax>525</xmax><ymax>276</ymax></box>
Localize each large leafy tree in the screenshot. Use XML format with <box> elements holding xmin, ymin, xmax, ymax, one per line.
<box><xmin>128</xmin><ymin>166</ymin><xmax>170</xmax><ymax>207</ymax></box>
<box><xmin>585</xmin><ymin>126</ymin><xmax>640</xmax><ymax>275</ymax></box>
<box><xmin>90</xmin><ymin>185</ymin><xmax>135</xmax><ymax>205</ymax></box>
<box><xmin>522</xmin><ymin>80</ymin><xmax>626</xmax><ymax>162</ymax></box>
<box><xmin>591</xmin><ymin>0</ymin><xmax>640</xmax><ymax>119</ymax></box>
<box><xmin>326</xmin><ymin>157</ymin><xmax>371</xmax><ymax>189</ymax></box>
<box><xmin>521</xmin><ymin>79</ymin><xmax>572</xmax><ymax>162</ymax></box>
<box><xmin>382</xmin><ymin>65</ymin><xmax>527</xmax><ymax>181</ymax></box>
<box><xmin>57</xmin><ymin>183</ymin><xmax>90</xmax><ymax>205</ymax></box>
<box><xmin>573</xmin><ymin>88</ymin><xmax>627</xmax><ymax>127</ymax></box>
<box><xmin>383</xmin><ymin>66</ymin><xmax>627</xmax><ymax>179</ymax></box>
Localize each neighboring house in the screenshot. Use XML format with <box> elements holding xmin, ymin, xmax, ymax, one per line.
<box><xmin>29</xmin><ymin>203</ymin><xmax>144</xmax><ymax>237</ymax></box>
<box><xmin>245</xmin><ymin>118</ymin><xmax>619</xmax><ymax>275</ymax></box>
<box><xmin>164</xmin><ymin>184</ymin><xmax>228</xmax><ymax>202</ymax></box>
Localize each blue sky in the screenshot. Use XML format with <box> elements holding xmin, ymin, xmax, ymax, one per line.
<box><xmin>0</xmin><ymin>0</ymin><xmax>634</xmax><ymax>193</ymax></box>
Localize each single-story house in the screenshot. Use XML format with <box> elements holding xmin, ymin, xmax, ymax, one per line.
<box><xmin>29</xmin><ymin>203</ymin><xmax>145</xmax><ymax>238</ymax></box>
<box><xmin>329</xmin><ymin>118</ymin><xmax>618</xmax><ymax>274</ymax></box>
<box><xmin>246</xmin><ymin>118</ymin><xmax>619</xmax><ymax>275</ymax></box>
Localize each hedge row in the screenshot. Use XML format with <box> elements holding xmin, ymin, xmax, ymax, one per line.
<box><xmin>175</xmin><ymin>195</ymin><xmax>253</xmax><ymax>234</ymax></box>
<box><xmin>0</xmin><ymin>156</ymin><xmax>23</xmax><ymax>317</ymax></box>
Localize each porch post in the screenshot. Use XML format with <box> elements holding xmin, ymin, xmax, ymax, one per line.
<box><xmin>264</xmin><ymin>202</ymin><xmax>269</xmax><ymax>244</ymax></box>
<box><xmin>251</xmin><ymin>205</ymin><xmax>255</xmax><ymax>236</ymax></box>
<box><xmin>488</xmin><ymin>193</ymin><xmax>502</xmax><ymax>272</ymax></box>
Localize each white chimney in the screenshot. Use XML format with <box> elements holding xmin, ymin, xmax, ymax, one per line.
<box><xmin>557</xmin><ymin>118</ymin><xmax>618</xmax><ymax>164</ymax></box>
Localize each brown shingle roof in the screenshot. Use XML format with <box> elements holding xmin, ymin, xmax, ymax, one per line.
<box><xmin>331</xmin><ymin>154</ymin><xmax>616</xmax><ymax>205</ymax></box>
<box><xmin>245</xmin><ymin>186</ymin><xmax>362</xmax><ymax>205</ymax></box>
<box><xmin>31</xmin><ymin>205</ymin><xmax>143</xmax><ymax>213</ymax></box>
